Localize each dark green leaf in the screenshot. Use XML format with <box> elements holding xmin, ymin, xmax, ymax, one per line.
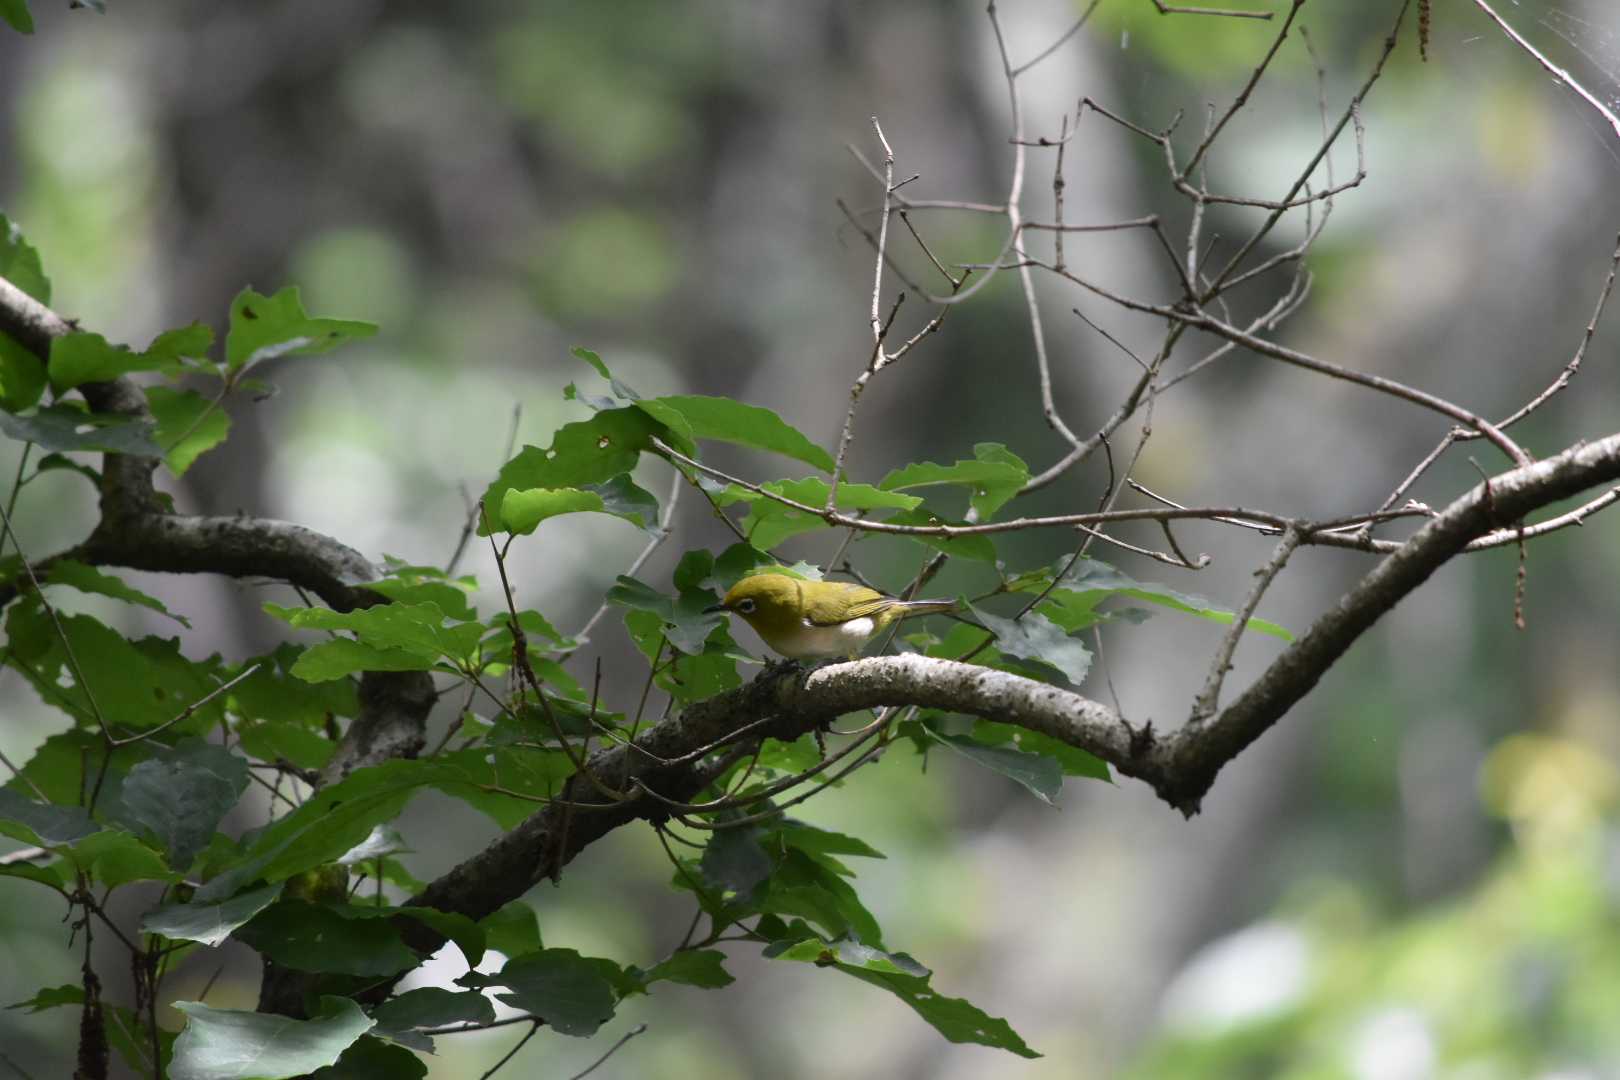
<box><xmin>483</xmin><ymin>949</ymin><xmax>621</xmax><ymax>1037</ymax></box>
<box><xmin>0</xmin><ymin>403</ymin><xmax>163</xmax><ymax>455</ymax></box>
<box><xmin>758</xmin><ymin>849</ymin><xmax>884</xmax><ymax>946</ymax></box>
<box><xmin>879</xmin><ymin>443</ymin><xmax>1029</xmax><ymax>519</ymax></box>
<box><xmin>0</xmin><ymin>859</ymin><xmax>67</xmax><ymax>892</ymax></box>
<box><xmin>924</xmin><ymin>727</ymin><xmax>1063</xmax><ymax>806</ymax></box>
<box><xmin>0</xmin><ymin>0</ymin><xmax>32</xmax><ymax>32</ymax></box>
<box><xmin>972</xmin><ymin>719</ymin><xmax>1111</xmax><ymax>782</ymax></box>
<box><xmin>709</xmin><ymin>543</ymin><xmax>776</xmax><ymax>590</ymax></box>
<box><xmin>118</xmin><ymin>740</ymin><xmax>249</xmax><ymax>871</ymax></box>
<box><xmin>43</xmin><ymin>560</ymin><xmax>190</xmax><ymax>625</ymax></box>
<box><xmin>605</xmin><ymin>575</ymin><xmax>723</xmax><ymax>655</ymax></box>
<box><xmin>823</xmin><ymin>961</ymin><xmax>1039</xmax><ymax>1058</ymax></box>
<box><xmin>642</xmin><ymin>949</ymin><xmax>734</xmax><ymax>989</ymax></box>
<box><xmin>170</xmin><ymin>997</ymin><xmax>375</xmax><ymax>1080</ymax></box>
<box><xmin>311</xmin><ymin>1035</ymin><xmax>426</xmax><ymax>1080</ymax></box>
<box><xmin>235</xmin><ymin>900</ymin><xmax>419</xmax><ymax>976</ymax></box>
<box><xmin>373</xmin><ymin>987</ymin><xmax>494</xmax><ymax>1034</ymax></box>
<box><xmin>700</xmin><ymin>826</ymin><xmax>772</xmax><ymax>897</ymax></box>
<box><xmin>642</xmin><ymin>394</ymin><xmax>835</xmax><ymax>471</ymax></box>
<box><xmin>7</xmin><ymin>985</ymin><xmax>82</xmax><ymax>1013</ymax></box>
<box><xmin>146</xmin><ymin>385</ymin><xmax>229</xmax><ymax>476</ymax></box>
<box><xmin>586</xmin><ymin>473</ymin><xmax>661</xmax><ymax>532</ymax></box>
<box><xmin>773</xmin><ymin>820</ymin><xmax>885</xmax><ymax>862</ymax></box>
<box><xmin>968</xmin><ymin>602</ymin><xmax>1092</xmax><ymax>685</ymax></box>
<box><xmin>224</xmin><ymin>286</ymin><xmax>377</xmax><ymax>374</ymax></box>
<box><xmin>480</xmin><ymin>902</ymin><xmax>542</xmax><ymax>958</ymax></box>
<box><xmin>0</xmin><ymin>786</ymin><xmax>99</xmax><ymax>845</ymax></box>
<box><xmin>141</xmin><ymin>883</ymin><xmax>284</xmax><ymax>946</ymax></box>
<box><xmin>33</xmin><ymin>452</ymin><xmax>100</xmax><ymax>487</ymax></box>
<box><xmin>1013</xmin><ymin>557</ymin><xmax>1292</xmax><ymax>641</ymax></box>
<box><xmin>5</xmin><ymin>604</ymin><xmax>229</xmax><ymax>734</ymax></box>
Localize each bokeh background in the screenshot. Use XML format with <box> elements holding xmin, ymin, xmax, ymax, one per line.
<box><xmin>5</xmin><ymin>1</ymin><xmax>1620</xmax><ymax>1077</ymax></box>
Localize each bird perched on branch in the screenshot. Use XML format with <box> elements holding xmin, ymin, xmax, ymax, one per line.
<box><xmin>706</xmin><ymin>573</ymin><xmax>957</xmax><ymax>660</ymax></box>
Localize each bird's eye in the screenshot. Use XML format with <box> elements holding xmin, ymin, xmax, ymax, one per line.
<box><xmin>737</xmin><ymin>598</ymin><xmax>756</xmax><ymax>614</ymax></box>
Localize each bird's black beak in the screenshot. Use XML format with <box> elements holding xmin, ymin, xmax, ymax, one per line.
<box><xmin>703</xmin><ymin>602</ymin><xmax>728</xmax><ymax>615</ymax></box>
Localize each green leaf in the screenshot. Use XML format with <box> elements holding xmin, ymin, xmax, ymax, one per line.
<box><xmin>773</xmin><ymin>937</ymin><xmax>930</xmax><ymax>978</ymax></box>
<box><xmin>1013</xmin><ymin>558</ymin><xmax>1293</xmax><ymax>641</ymax></box>
<box><xmin>373</xmin><ymin>987</ymin><xmax>494</xmax><ymax>1035</ymax></box>
<box><xmin>194</xmin><ymin>761</ymin><xmax>427</xmax><ymax>901</ymax></box>
<box><xmin>224</xmin><ymin>286</ymin><xmax>377</xmax><ymax>374</ymax></box>
<box><xmin>370</xmin><ymin>989</ymin><xmax>491</xmax><ymax>1053</ymax></box>
<box><xmin>605</xmin><ymin>575</ymin><xmax>723</xmax><ymax>655</ymax></box>
<box><xmin>773</xmin><ymin>821</ymin><xmax>885</xmax><ymax>863</ymax></box>
<box><xmin>34</xmin><ymin>451</ymin><xmax>101</xmax><ymax>487</ymax></box>
<box><xmin>970</xmin><ymin>719</ymin><xmax>1111</xmax><ymax>782</ymax></box>
<box><xmin>7</xmin><ymin>985</ymin><xmax>83</xmax><ymax>1012</ymax></box>
<box><xmin>0</xmin><ymin>214</ymin><xmax>48</xmax><ymax>300</ymax></box>
<box><xmin>642</xmin><ymin>394</ymin><xmax>835</xmax><ymax>471</ymax></box>
<box><xmin>0</xmin><ymin>0</ymin><xmax>34</xmax><ymax>33</ymax></box>
<box><xmin>47</xmin><ymin>330</ymin><xmax>202</xmax><ymax>393</ymax></box>
<box><xmin>118</xmin><ymin>740</ymin><xmax>250</xmax><ymax>871</ymax></box>
<box><xmin>146</xmin><ymin>385</ymin><xmax>230</xmax><ymax>476</ymax></box>
<box><xmin>265</xmin><ymin>601</ymin><xmax>482</xmax><ymax>681</ymax></box>
<box><xmin>480</xmin><ymin>949</ymin><xmax>621</xmax><ymax>1037</ymax></box>
<box><xmin>0</xmin><ymin>859</ymin><xmax>68</xmax><ymax>892</ymax></box>
<box><xmin>170</xmin><ymin>998</ymin><xmax>376</xmax><ymax>1080</ymax></box>
<box><xmin>968</xmin><ymin>602</ymin><xmax>1092</xmax><ymax>686</ymax></box>
<box><xmin>141</xmin><ymin>883</ymin><xmax>285</xmax><ymax>946</ymax></box>
<box><xmin>586</xmin><ymin>473</ymin><xmax>661</xmax><ymax>533</ymax></box>
<box><xmin>732</xmin><ymin>477</ymin><xmax>919</xmax><ymax>550</ymax></box>
<box><xmin>642</xmin><ymin>949</ymin><xmax>734</xmax><ymax>989</ymax></box>
<box><xmin>311</xmin><ymin>1036</ymin><xmax>426</xmax><ymax>1080</ymax></box>
<box><xmin>882</xmin><ymin>507</ymin><xmax>998</xmax><ymax>563</ymax></box>
<box><xmin>880</xmin><ymin>444</ymin><xmax>1029</xmax><ymax>519</ymax></box>
<box><xmin>234</xmin><ymin>900</ymin><xmax>419</xmax><ymax>976</ymax></box>
<box><xmin>368</xmin><ymin>562</ymin><xmax>478</xmax><ymax>621</ymax></box>
<box><xmin>793</xmin><ymin>954</ymin><xmax>1040</xmax><ymax>1058</ymax></box>
<box><xmin>923</xmin><ymin>726</ymin><xmax>1063</xmax><ymax>806</ymax></box>
<box><xmin>0</xmin><ymin>403</ymin><xmax>163</xmax><ymax>455</ymax></box>
<box><xmin>480</xmin><ymin>902</ymin><xmax>542</xmax><ymax>958</ymax></box>
<box><xmin>479</xmin><ymin>407</ymin><xmax>670</xmax><ymax>536</ymax></box>
<box><xmin>499</xmin><ymin>486</ymin><xmax>605</xmax><ymax>533</ymax></box>
<box><xmin>0</xmin><ymin>332</ymin><xmax>46</xmax><ymax>413</ymax></box>
<box><xmin>700</xmin><ymin>826</ymin><xmax>773</xmax><ymax>897</ymax></box>
<box><xmin>43</xmin><ymin>560</ymin><xmax>190</xmax><ymax>626</ymax></box>
<box><xmin>0</xmin><ymin>787</ymin><xmax>100</xmax><ymax>845</ymax></box>
<box><xmin>62</xmin><ymin>828</ymin><xmax>178</xmax><ymax>887</ymax></box>
<box><xmin>758</xmin><ymin>849</ymin><xmax>884</xmax><ymax>947</ymax></box>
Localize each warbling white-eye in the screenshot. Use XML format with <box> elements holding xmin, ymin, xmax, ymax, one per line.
<box><xmin>706</xmin><ymin>574</ymin><xmax>956</xmax><ymax>660</ymax></box>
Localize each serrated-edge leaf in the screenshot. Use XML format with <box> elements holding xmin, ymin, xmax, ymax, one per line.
<box><xmin>169</xmin><ymin>998</ymin><xmax>375</xmax><ymax>1080</ymax></box>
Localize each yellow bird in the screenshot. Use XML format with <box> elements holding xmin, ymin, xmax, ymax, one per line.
<box><xmin>706</xmin><ymin>574</ymin><xmax>956</xmax><ymax>660</ymax></box>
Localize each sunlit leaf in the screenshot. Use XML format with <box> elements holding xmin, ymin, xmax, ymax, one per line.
<box><xmin>880</xmin><ymin>443</ymin><xmax>1029</xmax><ymax>519</ymax></box>
<box><xmin>224</xmin><ymin>286</ymin><xmax>377</xmax><ymax>374</ymax></box>
<box><xmin>0</xmin><ymin>214</ymin><xmax>48</xmax><ymax>299</ymax></box>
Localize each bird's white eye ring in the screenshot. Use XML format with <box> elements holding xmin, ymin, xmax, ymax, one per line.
<box><xmin>736</xmin><ymin>598</ymin><xmax>756</xmax><ymax>614</ymax></box>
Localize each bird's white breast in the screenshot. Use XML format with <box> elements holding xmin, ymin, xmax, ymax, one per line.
<box><xmin>773</xmin><ymin>615</ymin><xmax>877</xmax><ymax>659</ymax></box>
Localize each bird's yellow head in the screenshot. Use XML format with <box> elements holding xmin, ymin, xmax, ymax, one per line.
<box><xmin>709</xmin><ymin>574</ymin><xmax>809</xmax><ymax>644</ymax></box>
